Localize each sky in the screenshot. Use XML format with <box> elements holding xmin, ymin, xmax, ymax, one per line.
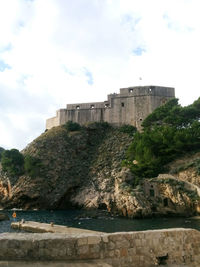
<box><xmin>0</xmin><ymin>0</ymin><xmax>200</xmax><ymax>150</ymax></box>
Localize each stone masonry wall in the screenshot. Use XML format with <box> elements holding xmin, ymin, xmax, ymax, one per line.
<box><xmin>0</xmin><ymin>228</ymin><xmax>200</xmax><ymax>266</ymax></box>
<box><xmin>46</xmin><ymin>85</ymin><xmax>175</xmax><ymax>130</ymax></box>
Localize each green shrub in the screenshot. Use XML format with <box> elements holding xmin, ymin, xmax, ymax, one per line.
<box><xmin>1</xmin><ymin>149</ymin><xmax>24</xmax><ymax>176</ymax></box>
<box><xmin>86</xmin><ymin>121</ymin><xmax>111</xmax><ymax>130</ymax></box>
<box><xmin>64</xmin><ymin>121</ymin><xmax>82</xmax><ymax>131</ymax></box>
<box><xmin>119</xmin><ymin>124</ymin><xmax>137</xmax><ymax>136</ymax></box>
<box><xmin>0</xmin><ymin>147</ymin><xmax>5</xmax><ymax>161</ymax></box>
<box><xmin>24</xmin><ymin>155</ymin><xmax>42</xmax><ymax>178</ymax></box>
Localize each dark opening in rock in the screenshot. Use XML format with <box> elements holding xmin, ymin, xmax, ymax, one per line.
<box><xmin>151</xmin><ymin>206</ymin><xmax>157</xmax><ymax>212</ymax></box>
<box><xmin>156</xmin><ymin>253</ymin><xmax>168</xmax><ymax>265</ymax></box>
<box><xmin>98</xmin><ymin>203</ymin><xmax>107</xmax><ymax>210</ymax></box>
<box><xmin>150</xmin><ymin>189</ymin><xmax>155</xmax><ymax>197</ymax></box>
<box><xmin>163</xmin><ymin>198</ymin><xmax>168</xmax><ymax>207</ymax></box>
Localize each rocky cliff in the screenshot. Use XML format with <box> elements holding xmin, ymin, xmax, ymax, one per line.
<box><xmin>0</xmin><ymin>123</ymin><xmax>200</xmax><ymax>218</ymax></box>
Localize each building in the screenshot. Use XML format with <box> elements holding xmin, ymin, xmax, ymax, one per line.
<box><xmin>46</xmin><ymin>85</ymin><xmax>175</xmax><ymax>130</ymax></box>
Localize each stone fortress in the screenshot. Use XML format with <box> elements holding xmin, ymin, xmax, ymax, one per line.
<box><xmin>46</xmin><ymin>85</ymin><xmax>175</xmax><ymax>130</ymax></box>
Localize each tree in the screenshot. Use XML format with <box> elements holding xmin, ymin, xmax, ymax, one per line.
<box><xmin>119</xmin><ymin>124</ymin><xmax>137</xmax><ymax>136</ymax></box>
<box><xmin>0</xmin><ymin>147</ymin><xmax>5</xmax><ymax>161</ymax></box>
<box><xmin>64</xmin><ymin>121</ymin><xmax>82</xmax><ymax>131</ymax></box>
<box><xmin>1</xmin><ymin>149</ymin><xmax>24</xmax><ymax>176</ymax></box>
<box><xmin>125</xmin><ymin>97</ymin><xmax>200</xmax><ymax>178</ymax></box>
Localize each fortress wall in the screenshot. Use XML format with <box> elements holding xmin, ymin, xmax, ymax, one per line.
<box><xmin>104</xmin><ymin>107</ymin><xmax>111</xmax><ymax>124</ymax></box>
<box><xmin>58</xmin><ymin>109</ymin><xmax>69</xmax><ymax>125</ymax></box>
<box><xmin>67</xmin><ymin>102</ymin><xmax>105</xmax><ymax>110</ymax></box>
<box><xmin>133</xmin><ymin>95</ymin><xmax>151</xmax><ymax>129</ymax></box>
<box><xmin>65</xmin><ymin>109</ymin><xmax>104</xmax><ymax>125</ymax></box>
<box><xmin>106</xmin><ymin>95</ymin><xmax>136</xmax><ymax>126</ymax></box>
<box><xmin>149</xmin><ymin>94</ymin><xmax>174</xmax><ymax>114</ymax></box>
<box><xmin>46</xmin><ymin>86</ymin><xmax>175</xmax><ymax>130</ymax></box>
<box><xmin>120</xmin><ymin>86</ymin><xmax>150</xmax><ymax>96</ymax></box>
<box><xmin>46</xmin><ymin>115</ymin><xmax>59</xmax><ymax>130</ymax></box>
<box><xmin>120</xmin><ymin>86</ymin><xmax>175</xmax><ymax>97</ymax></box>
<box><xmin>0</xmin><ymin>228</ymin><xmax>200</xmax><ymax>266</ymax></box>
<box><xmin>106</xmin><ymin>96</ymin><xmax>121</xmax><ymax>125</ymax></box>
<box><xmin>153</xmin><ymin>86</ymin><xmax>175</xmax><ymax>97</ymax></box>
<box><xmin>46</xmin><ymin>109</ymin><xmax>70</xmax><ymax>129</ymax></box>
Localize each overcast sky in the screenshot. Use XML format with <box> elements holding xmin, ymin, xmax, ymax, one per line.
<box><xmin>0</xmin><ymin>0</ymin><xmax>199</xmax><ymax>150</ymax></box>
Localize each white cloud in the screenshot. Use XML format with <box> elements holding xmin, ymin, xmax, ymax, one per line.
<box><xmin>0</xmin><ymin>0</ymin><xmax>200</xmax><ymax>150</ymax></box>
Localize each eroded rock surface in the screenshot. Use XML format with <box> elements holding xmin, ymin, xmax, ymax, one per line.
<box><xmin>0</xmin><ymin>125</ymin><xmax>200</xmax><ymax>218</ymax></box>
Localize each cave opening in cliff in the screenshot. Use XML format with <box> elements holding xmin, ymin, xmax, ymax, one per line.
<box><xmin>98</xmin><ymin>203</ymin><xmax>107</xmax><ymax>210</ymax></box>
<box><xmin>56</xmin><ymin>186</ymin><xmax>80</xmax><ymax>209</ymax></box>
<box><xmin>163</xmin><ymin>198</ymin><xmax>168</xmax><ymax>207</ymax></box>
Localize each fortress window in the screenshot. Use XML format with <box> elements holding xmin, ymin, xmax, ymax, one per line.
<box><xmin>139</xmin><ymin>118</ymin><xmax>143</xmax><ymax>121</ymax></box>
<box><xmin>90</xmin><ymin>105</ymin><xmax>95</xmax><ymax>109</ymax></box>
<box><xmin>121</xmin><ymin>102</ymin><xmax>125</xmax><ymax>107</ymax></box>
<box><xmin>129</xmin><ymin>89</ymin><xmax>133</xmax><ymax>93</ymax></box>
<box><xmin>105</xmin><ymin>103</ymin><xmax>109</xmax><ymax>108</ymax></box>
<box><xmin>76</xmin><ymin>105</ymin><xmax>80</xmax><ymax>109</ymax></box>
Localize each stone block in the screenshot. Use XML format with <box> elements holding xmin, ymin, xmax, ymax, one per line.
<box><xmin>102</xmin><ymin>236</ymin><xmax>109</xmax><ymax>243</ymax></box>
<box><xmin>128</xmin><ymin>247</ymin><xmax>136</xmax><ymax>255</ymax></box>
<box><xmin>77</xmin><ymin>245</ymin><xmax>89</xmax><ymax>256</ymax></box>
<box><xmin>87</xmin><ymin>236</ymin><xmax>101</xmax><ymax>245</ymax></box>
<box><xmin>65</xmin><ymin>246</ymin><xmax>74</xmax><ymax>257</ymax></box>
<box><xmin>136</xmin><ymin>246</ymin><xmax>144</xmax><ymax>255</ymax></box>
<box><xmin>152</xmin><ymin>238</ymin><xmax>159</xmax><ymax>247</ymax></box>
<box><xmin>141</xmin><ymin>238</ymin><xmax>147</xmax><ymax>246</ymax></box>
<box><xmin>132</xmin><ymin>255</ymin><xmax>140</xmax><ymax>265</ymax></box>
<box><xmin>89</xmin><ymin>244</ymin><xmax>100</xmax><ymax>254</ymax></box>
<box><xmin>108</xmin><ymin>250</ymin><xmax>115</xmax><ymax>257</ymax></box>
<box><xmin>8</xmin><ymin>240</ymin><xmax>20</xmax><ymax>249</ymax></box>
<box><xmin>77</xmin><ymin>237</ymin><xmax>88</xmax><ymax>246</ymax></box>
<box><xmin>115</xmin><ymin>239</ymin><xmax>130</xmax><ymax>249</ymax></box>
<box><xmin>114</xmin><ymin>249</ymin><xmax>121</xmax><ymax>258</ymax></box>
<box><xmin>107</xmin><ymin>241</ymin><xmax>115</xmax><ymax>250</ymax></box>
<box><xmin>120</xmin><ymin>248</ymin><xmax>128</xmax><ymax>257</ymax></box>
<box><xmin>135</xmin><ymin>239</ymin><xmax>142</xmax><ymax>246</ymax></box>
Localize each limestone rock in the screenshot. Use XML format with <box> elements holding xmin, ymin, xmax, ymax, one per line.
<box><xmin>0</xmin><ymin>124</ymin><xmax>200</xmax><ymax>219</ymax></box>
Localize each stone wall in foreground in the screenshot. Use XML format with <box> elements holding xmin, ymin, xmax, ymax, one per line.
<box><xmin>0</xmin><ymin>228</ymin><xmax>200</xmax><ymax>266</ymax></box>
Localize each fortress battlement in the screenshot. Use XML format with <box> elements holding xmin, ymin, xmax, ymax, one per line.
<box><xmin>46</xmin><ymin>85</ymin><xmax>175</xmax><ymax>130</ymax></box>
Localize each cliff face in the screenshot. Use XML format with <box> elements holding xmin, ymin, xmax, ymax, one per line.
<box><xmin>0</xmin><ymin>124</ymin><xmax>132</xmax><ymax>210</ymax></box>
<box><xmin>0</xmin><ymin>124</ymin><xmax>200</xmax><ymax>218</ymax></box>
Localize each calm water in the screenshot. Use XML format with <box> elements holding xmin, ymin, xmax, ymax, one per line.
<box><xmin>1</xmin><ymin>209</ymin><xmax>200</xmax><ymax>233</ymax></box>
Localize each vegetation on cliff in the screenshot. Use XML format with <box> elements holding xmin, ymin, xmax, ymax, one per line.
<box><xmin>0</xmin><ymin>102</ymin><xmax>200</xmax><ymax>217</ymax></box>
<box><xmin>1</xmin><ymin>149</ymin><xmax>24</xmax><ymax>177</ymax></box>
<box><xmin>124</xmin><ymin>97</ymin><xmax>200</xmax><ymax>178</ymax></box>
<box><xmin>1</xmin><ymin>148</ymin><xmax>42</xmax><ymax>178</ymax></box>
<box><xmin>0</xmin><ymin>122</ymin><xmax>133</xmax><ymax>209</ymax></box>
<box><xmin>0</xmin><ymin>147</ymin><xmax>4</xmax><ymax>161</ymax></box>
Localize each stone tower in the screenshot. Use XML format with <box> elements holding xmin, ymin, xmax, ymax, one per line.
<box><xmin>46</xmin><ymin>85</ymin><xmax>175</xmax><ymax>130</ymax></box>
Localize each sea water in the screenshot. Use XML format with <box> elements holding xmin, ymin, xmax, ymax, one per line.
<box><xmin>1</xmin><ymin>209</ymin><xmax>200</xmax><ymax>233</ymax></box>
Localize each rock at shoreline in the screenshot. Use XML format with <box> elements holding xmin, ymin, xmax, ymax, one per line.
<box><xmin>0</xmin><ymin>213</ymin><xmax>9</xmax><ymax>221</ymax></box>
<box><xmin>0</xmin><ymin>124</ymin><xmax>200</xmax><ymax>219</ymax></box>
